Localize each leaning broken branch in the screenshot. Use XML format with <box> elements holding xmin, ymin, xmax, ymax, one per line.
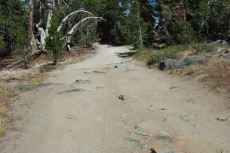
<box><xmin>57</xmin><ymin>10</ymin><xmax>94</xmax><ymax>32</ymax></box>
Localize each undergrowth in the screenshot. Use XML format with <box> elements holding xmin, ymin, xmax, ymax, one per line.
<box><xmin>148</xmin><ymin>44</ymin><xmax>186</xmax><ymax>64</ymax></box>
<box><xmin>191</xmin><ymin>43</ymin><xmax>217</xmax><ymax>54</ymax></box>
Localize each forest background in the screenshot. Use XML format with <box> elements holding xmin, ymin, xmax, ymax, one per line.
<box><xmin>0</xmin><ymin>0</ymin><xmax>229</xmax><ymax>65</ymax></box>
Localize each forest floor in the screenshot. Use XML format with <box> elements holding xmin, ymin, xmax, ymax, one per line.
<box><xmin>0</xmin><ymin>43</ymin><xmax>230</xmax><ymax>153</ymax></box>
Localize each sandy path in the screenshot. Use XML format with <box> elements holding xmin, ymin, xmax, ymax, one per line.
<box><xmin>1</xmin><ymin>43</ymin><xmax>230</xmax><ymax>153</ymax></box>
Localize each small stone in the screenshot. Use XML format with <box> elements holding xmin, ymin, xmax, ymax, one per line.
<box><xmin>36</xmin><ymin>83</ymin><xmax>53</xmax><ymax>88</ymax></box>
<box><xmin>115</xmin><ymin>65</ymin><xmax>118</xmax><ymax>68</ymax></box>
<box><xmin>118</xmin><ymin>95</ymin><xmax>131</xmax><ymax>100</ymax></box>
<box><xmin>84</xmin><ymin>72</ymin><xmax>91</xmax><ymax>74</ymax></box>
<box><xmin>169</xmin><ymin>86</ymin><xmax>181</xmax><ymax>89</ymax></box>
<box><xmin>160</xmin><ymin>131</ymin><xmax>174</xmax><ymax>138</ymax></box>
<box><xmin>66</xmin><ymin>115</ymin><xmax>73</xmax><ymax>119</ymax></box>
<box><xmin>154</xmin><ymin>147</ymin><xmax>175</xmax><ymax>153</ymax></box>
<box><xmin>122</xmin><ymin>138</ymin><xmax>148</xmax><ymax>149</ymax></box>
<box><xmin>57</xmin><ymin>88</ymin><xmax>85</xmax><ymax>95</ymax></box>
<box><xmin>180</xmin><ymin>112</ymin><xmax>198</xmax><ymax>122</ymax></box>
<box><xmin>96</xmin><ymin>86</ymin><xmax>105</xmax><ymax>89</ymax></box>
<box><xmin>15</xmin><ymin>84</ymin><xmax>31</xmax><ymax>91</ymax></box>
<box><xmin>132</xmin><ymin>129</ymin><xmax>150</xmax><ymax>136</ymax></box>
<box><xmin>76</xmin><ymin>79</ymin><xmax>91</xmax><ymax>84</ymax></box>
<box><xmin>217</xmin><ymin>117</ymin><xmax>228</xmax><ymax>121</ymax></box>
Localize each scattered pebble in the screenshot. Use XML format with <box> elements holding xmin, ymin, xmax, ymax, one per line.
<box><xmin>76</xmin><ymin>79</ymin><xmax>91</xmax><ymax>84</ymax></box>
<box><xmin>217</xmin><ymin>117</ymin><xmax>228</xmax><ymax>121</ymax></box>
<box><xmin>118</xmin><ymin>95</ymin><xmax>131</xmax><ymax>100</ymax></box>
<box><xmin>57</xmin><ymin>88</ymin><xmax>85</xmax><ymax>95</ymax></box>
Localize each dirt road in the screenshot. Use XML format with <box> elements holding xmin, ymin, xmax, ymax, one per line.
<box><xmin>1</xmin><ymin>43</ymin><xmax>230</xmax><ymax>153</ymax></box>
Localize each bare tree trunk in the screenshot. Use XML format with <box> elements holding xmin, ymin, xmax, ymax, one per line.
<box><xmin>45</xmin><ymin>0</ymin><xmax>55</xmax><ymax>37</ymax></box>
<box><xmin>29</xmin><ymin>0</ymin><xmax>36</xmax><ymax>50</ymax></box>
<box><xmin>57</xmin><ymin>10</ymin><xmax>94</xmax><ymax>32</ymax></box>
<box><xmin>65</xmin><ymin>17</ymin><xmax>104</xmax><ymax>52</ymax></box>
<box><xmin>137</xmin><ymin>11</ymin><xmax>143</xmax><ymax>48</ymax></box>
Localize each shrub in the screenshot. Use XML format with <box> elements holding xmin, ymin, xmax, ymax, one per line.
<box><xmin>191</xmin><ymin>43</ymin><xmax>217</xmax><ymax>53</ymax></box>
<box><xmin>39</xmin><ymin>65</ymin><xmax>56</xmax><ymax>73</ymax></box>
<box><xmin>148</xmin><ymin>44</ymin><xmax>186</xmax><ymax>64</ymax></box>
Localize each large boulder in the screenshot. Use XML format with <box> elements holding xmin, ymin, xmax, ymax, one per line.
<box><xmin>214</xmin><ymin>40</ymin><xmax>228</xmax><ymax>47</ymax></box>
<box><xmin>176</xmin><ymin>56</ymin><xmax>204</xmax><ymax>68</ymax></box>
<box><xmin>158</xmin><ymin>59</ymin><xmax>177</xmax><ymax>70</ymax></box>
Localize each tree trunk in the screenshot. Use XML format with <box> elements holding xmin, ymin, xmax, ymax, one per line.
<box><xmin>45</xmin><ymin>0</ymin><xmax>56</xmax><ymax>37</ymax></box>
<box><xmin>137</xmin><ymin>11</ymin><xmax>144</xmax><ymax>48</ymax></box>
<box><xmin>57</xmin><ymin>10</ymin><xmax>94</xmax><ymax>32</ymax></box>
<box><xmin>29</xmin><ymin>0</ymin><xmax>36</xmax><ymax>51</ymax></box>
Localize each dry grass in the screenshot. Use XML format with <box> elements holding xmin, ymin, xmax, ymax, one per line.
<box><xmin>0</xmin><ymin>46</ymin><xmax>96</xmax><ymax>137</ymax></box>
<box><xmin>205</xmin><ymin>62</ymin><xmax>230</xmax><ymax>86</ymax></box>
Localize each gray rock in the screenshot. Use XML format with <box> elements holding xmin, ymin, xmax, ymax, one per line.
<box><xmin>164</xmin><ymin>59</ymin><xmax>177</xmax><ymax>70</ymax></box>
<box><xmin>217</xmin><ymin>117</ymin><xmax>228</xmax><ymax>121</ymax></box>
<box><xmin>15</xmin><ymin>84</ymin><xmax>31</xmax><ymax>91</ymax></box>
<box><xmin>36</xmin><ymin>83</ymin><xmax>63</xmax><ymax>88</ymax></box>
<box><xmin>84</xmin><ymin>72</ymin><xmax>91</xmax><ymax>74</ymax></box>
<box><xmin>122</xmin><ymin>138</ymin><xmax>147</xmax><ymax>149</ymax></box>
<box><xmin>214</xmin><ymin>40</ymin><xmax>228</xmax><ymax>47</ymax></box>
<box><xmin>115</xmin><ymin>65</ymin><xmax>118</xmax><ymax>68</ymax></box>
<box><xmin>180</xmin><ymin>112</ymin><xmax>198</xmax><ymax>122</ymax></box>
<box><xmin>66</xmin><ymin>115</ymin><xmax>73</xmax><ymax>119</ymax></box>
<box><xmin>57</xmin><ymin>88</ymin><xmax>85</xmax><ymax>95</ymax></box>
<box><xmin>76</xmin><ymin>79</ymin><xmax>91</xmax><ymax>84</ymax></box>
<box><xmin>36</xmin><ymin>83</ymin><xmax>53</xmax><ymax>88</ymax></box>
<box><xmin>118</xmin><ymin>95</ymin><xmax>131</xmax><ymax>100</ymax></box>
<box><xmin>96</xmin><ymin>86</ymin><xmax>105</xmax><ymax>89</ymax></box>
<box><xmin>154</xmin><ymin>147</ymin><xmax>175</xmax><ymax>153</ymax></box>
<box><xmin>203</xmin><ymin>52</ymin><xmax>220</xmax><ymax>58</ymax></box>
<box><xmin>176</xmin><ymin>56</ymin><xmax>204</xmax><ymax>68</ymax></box>
<box><xmin>169</xmin><ymin>86</ymin><xmax>181</xmax><ymax>89</ymax></box>
<box><xmin>132</xmin><ymin>129</ymin><xmax>150</xmax><ymax>136</ymax></box>
<box><xmin>160</xmin><ymin>131</ymin><xmax>174</xmax><ymax>138</ymax></box>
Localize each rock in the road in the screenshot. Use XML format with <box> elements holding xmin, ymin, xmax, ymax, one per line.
<box><xmin>169</xmin><ymin>86</ymin><xmax>181</xmax><ymax>89</ymax></box>
<box><xmin>115</xmin><ymin>65</ymin><xmax>118</xmax><ymax>68</ymax></box>
<box><xmin>119</xmin><ymin>95</ymin><xmax>131</xmax><ymax>100</ymax></box>
<box><xmin>154</xmin><ymin>147</ymin><xmax>175</xmax><ymax>153</ymax></box>
<box><xmin>122</xmin><ymin>138</ymin><xmax>148</xmax><ymax>149</ymax></box>
<box><xmin>84</xmin><ymin>72</ymin><xmax>91</xmax><ymax>74</ymax></box>
<box><xmin>159</xmin><ymin>131</ymin><xmax>175</xmax><ymax>138</ymax></box>
<box><xmin>15</xmin><ymin>84</ymin><xmax>32</xmax><ymax>91</ymax></box>
<box><xmin>217</xmin><ymin>117</ymin><xmax>228</xmax><ymax>121</ymax></box>
<box><xmin>96</xmin><ymin>86</ymin><xmax>105</xmax><ymax>89</ymax></box>
<box><xmin>180</xmin><ymin>112</ymin><xmax>198</xmax><ymax>122</ymax></box>
<box><xmin>76</xmin><ymin>79</ymin><xmax>92</xmax><ymax>84</ymax></box>
<box><xmin>132</xmin><ymin>129</ymin><xmax>150</xmax><ymax>136</ymax></box>
<box><xmin>66</xmin><ymin>115</ymin><xmax>73</xmax><ymax>119</ymax></box>
<box><xmin>57</xmin><ymin>88</ymin><xmax>85</xmax><ymax>95</ymax></box>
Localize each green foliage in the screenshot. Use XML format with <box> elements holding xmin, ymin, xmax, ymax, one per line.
<box><xmin>39</xmin><ymin>65</ymin><xmax>56</xmax><ymax>73</ymax></box>
<box><xmin>133</xmin><ymin>48</ymin><xmax>152</xmax><ymax>62</ymax></box>
<box><xmin>0</xmin><ymin>0</ymin><xmax>28</xmax><ymax>57</ymax></box>
<box><xmin>191</xmin><ymin>43</ymin><xmax>217</xmax><ymax>53</ymax></box>
<box><xmin>149</xmin><ymin>44</ymin><xmax>186</xmax><ymax>64</ymax></box>
<box><xmin>46</xmin><ymin>15</ymin><xmax>66</xmax><ymax>64</ymax></box>
<box><xmin>171</xmin><ymin>20</ymin><xmax>195</xmax><ymax>44</ymax></box>
<box><xmin>155</xmin><ymin>0</ymin><xmax>230</xmax><ymax>44</ymax></box>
